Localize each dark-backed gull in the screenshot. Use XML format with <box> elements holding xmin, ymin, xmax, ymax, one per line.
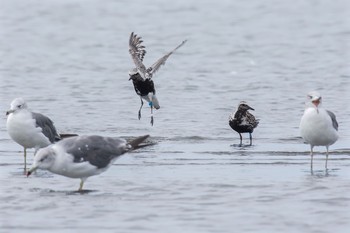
<box><xmin>27</xmin><ymin>135</ymin><xmax>151</xmax><ymax>191</ymax></box>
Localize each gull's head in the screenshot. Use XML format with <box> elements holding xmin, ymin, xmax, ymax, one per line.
<box><xmin>306</xmin><ymin>91</ymin><xmax>322</xmax><ymax>109</ymax></box>
<box><xmin>6</xmin><ymin>98</ymin><xmax>28</xmax><ymax>116</ymax></box>
<box><xmin>27</xmin><ymin>147</ymin><xmax>55</xmax><ymax>177</ymax></box>
<box><xmin>128</xmin><ymin>68</ymin><xmax>138</xmax><ymax>80</ymax></box>
<box><xmin>238</xmin><ymin>101</ymin><xmax>254</xmax><ymax>112</ymax></box>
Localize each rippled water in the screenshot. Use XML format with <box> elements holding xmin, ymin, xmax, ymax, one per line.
<box><xmin>1</xmin><ymin>0</ymin><xmax>350</xmax><ymax>232</ymax></box>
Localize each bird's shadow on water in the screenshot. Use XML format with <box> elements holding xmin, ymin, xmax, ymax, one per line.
<box><xmin>230</xmin><ymin>144</ymin><xmax>254</xmax><ymax>149</ymax></box>
<box><xmin>304</xmin><ymin>168</ymin><xmax>340</xmax><ymax>178</ymax></box>
<box><xmin>30</xmin><ymin>188</ymin><xmax>99</xmax><ymax>195</ymax></box>
<box><xmin>65</xmin><ymin>190</ymin><xmax>98</xmax><ymax>195</ymax></box>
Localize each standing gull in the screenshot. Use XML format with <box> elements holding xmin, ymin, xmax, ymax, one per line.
<box><xmin>299</xmin><ymin>91</ymin><xmax>338</xmax><ymax>170</ymax></box>
<box><xmin>229</xmin><ymin>101</ymin><xmax>259</xmax><ymax>146</ymax></box>
<box><xmin>27</xmin><ymin>135</ymin><xmax>151</xmax><ymax>191</ymax></box>
<box><xmin>128</xmin><ymin>32</ymin><xmax>187</xmax><ymax>125</ymax></box>
<box><xmin>6</xmin><ymin>98</ymin><xmax>61</xmax><ymax>172</ymax></box>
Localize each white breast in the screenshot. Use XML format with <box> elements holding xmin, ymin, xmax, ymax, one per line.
<box><xmin>7</xmin><ymin>110</ymin><xmax>51</xmax><ymax>149</ymax></box>
<box><xmin>300</xmin><ymin>107</ymin><xmax>338</xmax><ymax>146</ymax></box>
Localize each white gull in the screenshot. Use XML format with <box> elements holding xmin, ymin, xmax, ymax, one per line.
<box><xmin>299</xmin><ymin>91</ymin><xmax>339</xmax><ymax>170</ymax></box>
<box><xmin>6</xmin><ymin>98</ymin><xmax>61</xmax><ymax>172</ymax></box>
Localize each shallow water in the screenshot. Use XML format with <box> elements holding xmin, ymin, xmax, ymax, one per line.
<box><xmin>0</xmin><ymin>0</ymin><xmax>350</xmax><ymax>232</ymax></box>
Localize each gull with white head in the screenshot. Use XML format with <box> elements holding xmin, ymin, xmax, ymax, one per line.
<box><xmin>299</xmin><ymin>91</ymin><xmax>339</xmax><ymax>170</ymax></box>
<box><xmin>27</xmin><ymin>135</ymin><xmax>152</xmax><ymax>191</ymax></box>
<box><xmin>6</xmin><ymin>98</ymin><xmax>61</xmax><ymax>172</ymax></box>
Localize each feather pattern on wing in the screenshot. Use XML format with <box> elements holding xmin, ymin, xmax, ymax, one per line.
<box><xmin>326</xmin><ymin>110</ymin><xmax>338</xmax><ymax>131</ymax></box>
<box><xmin>129</xmin><ymin>32</ymin><xmax>148</xmax><ymax>79</ymax></box>
<box><xmin>147</xmin><ymin>40</ymin><xmax>187</xmax><ymax>77</ymax></box>
<box><xmin>32</xmin><ymin>112</ymin><xmax>61</xmax><ymax>142</ymax></box>
<box><xmin>128</xmin><ymin>32</ymin><xmax>187</xmax><ymax>79</ymax></box>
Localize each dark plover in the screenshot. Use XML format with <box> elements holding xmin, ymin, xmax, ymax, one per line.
<box><xmin>299</xmin><ymin>91</ymin><xmax>338</xmax><ymax>170</ymax></box>
<box><xmin>229</xmin><ymin>101</ymin><xmax>259</xmax><ymax>146</ymax></box>
<box><xmin>27</xmin><ymin>135</ymin><xmax>151</xmax><ymax>191</ymax></box>
<box><xmin>128</xmin><ymin>32</ymin><xmax>187</xmax><ymax>125</ymax></box>
<box><xmin>6</xmin><ymin>98</ymin><xmax>61</xmax><ymax>172</ymax></box>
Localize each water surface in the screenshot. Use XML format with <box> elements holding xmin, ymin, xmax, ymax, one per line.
<box><xmin>0</xmin><ymin>0</ymin><xmax>349</xmax><ymax>232</ymax></box>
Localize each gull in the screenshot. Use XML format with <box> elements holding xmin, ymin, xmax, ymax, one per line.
<box><xmin>6</xmin><ymin>98</ymin><xmax>61</xmax><ymax>172</ymax></box>
<box><xmin>299</xmin><ymin>91</ymin><xmax>339</xmax><ymax>170</ymax></box>
<box><xmin>128</xmin><ymin>32</ymin><xmax>187</xmax><ymax>126</ymax></box>
<box><xmin>27</xmin><ymin>135</ymin><xmax>151</xmax><ymax>191</ymax></box>
<box><xmin>229</xmin><ymin>101</ymin><xmax>259</xmax><ymax>146</ymax></box>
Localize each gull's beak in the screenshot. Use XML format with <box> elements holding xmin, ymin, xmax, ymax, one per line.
<box><xmin>26</xmin><ymin>166</ymin><xmax>38</xmax><ymax>177</ymax></box>
<box><xmin>6</xmin><ymin>109</ymin><xmax>14</xmax><ymax>116</ymax></box>
<box><xmin>311</xmin><ymin>97</ymin><xmax>321</xmax><ymax>108</ymax></box>
<box><xmin>311</xmin><ymin>96</ymin><xmax>321</xmax><ymax>113</ymax></box>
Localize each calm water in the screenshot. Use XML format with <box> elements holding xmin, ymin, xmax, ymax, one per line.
<box><xmin>1</xmin><ymin>0</ymin><xmax>350</xmax><ymax>232</ymax></box>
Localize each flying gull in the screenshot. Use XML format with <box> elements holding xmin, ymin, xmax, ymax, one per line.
<box><xmin>27</xmin><ymin>135</ymin><xmax>151</xmax><ymax>191</ymax></box>
<box><xmin>6</xmin><ymin>98</ymin><xmax>62</xmax><ymax>172</ymax></box>
<box><xmin>299</xmin><ymin>91</ymin><xmax>338</xmax><ymax>170</ymax></box>
<box><xmin>229</xmin><ymin>101</ymin><xmax>259</xmax><ymax>146</ymax></box>
<box><xmin>128</xmin><ymin>32</ymin><xmax>187</xmax><ymax>125</ymax></box>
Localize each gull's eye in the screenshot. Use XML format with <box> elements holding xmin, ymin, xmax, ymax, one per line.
<box><xmin>17</xmin><ymin>104</ymin><xmax>22</xmax><ymax>108</ymax></box>
<box><xmin>39</xmin><ymin>158</ymin><xmax>45</xmax><ymax>162</ymax></box>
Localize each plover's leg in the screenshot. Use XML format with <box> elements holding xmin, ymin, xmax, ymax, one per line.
<box><xmin>239</xmin><ymin>133</ymin><xmax>243</xmax><ymax>147</ymax></box>
<box><xmin>325</xmin><ymin>146</ymin><xmax>329</xmax><ymax>170</ymax></box>
<box><xmin>150</xmin><ymin>104</ymin><xmax>154</xmax><ymax>126</ymax></box>
<box><xmin>79</xmin><ymin>179</ymin><xmax>84</xmax><ymax>191</ymax></box>
<box><xmin>249</xmin><ymin>133</ymin><xmax>253</xmax><ymax>146</ymax></box>
<box><xmin>138</xmin><ymin>98</ymin><xmax>144</xmax><ymax>120</ymax></box>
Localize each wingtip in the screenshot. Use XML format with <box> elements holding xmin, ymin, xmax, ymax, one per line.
<box><xmin>129</xmin><ymin>32</ymin><xmax>134</xmax><ymax>43</ymax></box>
<box><xmin>128</xmin><ymin>135</ymin><xmax>151</xmax><ymax>150</ymax></box>
<box><xmin>174</xmin><ymin>39</ymin><xmax>187</xmax><ymax>51</ymax></box>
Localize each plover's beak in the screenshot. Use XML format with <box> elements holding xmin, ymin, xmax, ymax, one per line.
<box><xmin>248</xmin><ymin>105</ymin><xmax>255</xmax><ymax>111</ymax></box>
<box><xmin>26</xmin><ymin>166</ymin><xmax>38</xmax><ymax>177</ymax></box>
<box><xmin>6</xmin><ymin>109</ymin><xmax>14</xmax><ymax>116</ymax></box>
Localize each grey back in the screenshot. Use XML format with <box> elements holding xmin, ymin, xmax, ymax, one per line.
<box><xmin>61</xmin><ymin>136</ymin><xmax>128</xmax><ymax>169</ymax></box>
<box><xmin>326</xmin><ymin>110</ymin><xmax>338</xmax><ymax>131</ymax></box>
<box><xmin>32</xmin><ymin>112</ymin><xmax>60</xmax><ymax>143</ymax></box>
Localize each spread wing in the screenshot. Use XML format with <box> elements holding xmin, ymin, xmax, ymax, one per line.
<box><xmin>129</xmin><ymin>32</ymin><xmax>148</xmax><ymax>79</ymax></box>
<box><xmin>326</xmin><ymin>110</ymin><xmax>338</xmax><ymax>131</ymax></box>
<box><xmin>147</xmin><ymin>40</ymin><xmax>187</xmax><ymax>78</ymax></box>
